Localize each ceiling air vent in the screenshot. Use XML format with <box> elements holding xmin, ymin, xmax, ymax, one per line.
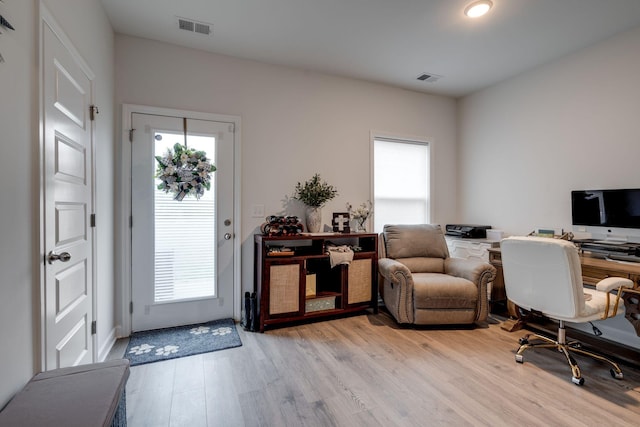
<box><xmin>194</xmin><ymin>22</ymin><xmax>211</xmax><ymax>35</ymax></box>
<box><xmin>416</xmin><ymin>72</ymin><xmax>442</xmax><ymax>83</ymax></box>
<box><xmin>177</xmin><ymin>17</ymin><xmax>212</xmax><ymax>36</ymax></box>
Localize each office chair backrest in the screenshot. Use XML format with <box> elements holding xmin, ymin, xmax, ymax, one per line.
<box><xmin>501</xmin><ymin>236</ymin><xmax>585</xmax><ymax>318</ymax></box>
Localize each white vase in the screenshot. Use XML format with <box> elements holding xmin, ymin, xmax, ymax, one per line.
<box><xmin>355</xmin><ymin>217</ymin><xmax>368</xmax><ymax>233</ymax></box>
<box><xmin>306</xmin><ymin>206</ymin><xmax>322</xmax><ymax>233</ymax></box>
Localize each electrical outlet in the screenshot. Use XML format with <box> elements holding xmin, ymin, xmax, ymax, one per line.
<box><xmin>251</xmin><ymin>204</ymin><xmax>265</xmax><ymax>218</ymax></box>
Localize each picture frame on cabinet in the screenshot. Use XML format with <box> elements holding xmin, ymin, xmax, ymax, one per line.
<box><xmin>332</xmin><ymin>212</ymin><xmax>351</xmax><ymax>233</ymax></box>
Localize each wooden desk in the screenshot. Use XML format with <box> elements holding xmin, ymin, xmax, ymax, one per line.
<box><xmin>488</xmin><ymin>247</ymin><xmax>640</xmax><ymax>318</ymax></box>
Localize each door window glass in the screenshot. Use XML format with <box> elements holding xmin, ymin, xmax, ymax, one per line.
<box><xmin>154</xmin><ymin>132</ymin><xmax>217</xmax><ymax>302</ymax></box>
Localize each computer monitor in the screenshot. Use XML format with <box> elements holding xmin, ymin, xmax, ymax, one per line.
<box><xmin>572</xmin><ymin>188</ymin><xmax>640</xmax><ymax>242</ymax></box>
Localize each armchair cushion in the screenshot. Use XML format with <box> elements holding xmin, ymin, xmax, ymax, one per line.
<box><xmin>395</xmin><ymin>257</ymin><xmax>444</xmax><ymax>273</ymax></box>
<box><xmin>383</xmin><ymin>224</ymin><xmax>449</xmax><ymax>260</ymax></box>
<box><xmin>413</xmin><ymin>273</ymin><xmax>478</xmax><ymax>309</ymax></box>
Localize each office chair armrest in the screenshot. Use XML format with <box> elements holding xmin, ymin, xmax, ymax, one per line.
<box><xmin>596</xmin><ymin>277</ymin><xmax>634</xmax><ymax>320</ymax></box>
<box><xmin>378</xmin><ymin>258</ymin><xmax>413</xmax><ymax>286</ymax></box>
<box><xmin>596</xmin><ymin>277</ymin><xmax>634</xmax><ymax>293</ymax></box>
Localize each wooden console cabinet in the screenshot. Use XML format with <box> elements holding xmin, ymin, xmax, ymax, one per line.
<box><xmin>254</xmin><ymin>233</ymin><xmax>378</xmax><ymax>332</ymax></box>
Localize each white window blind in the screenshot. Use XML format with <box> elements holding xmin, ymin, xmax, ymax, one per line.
<box><xmin>373</xmin><ymin>137</ymin><xmax>430</xmax><ymax>232</ymax></box>
<box><xmin>154</xmin><ymin>133</ymin><xmax>217</xmax><ymax>302</ymax></box>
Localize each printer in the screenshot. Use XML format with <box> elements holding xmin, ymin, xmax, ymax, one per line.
<box><xmin>445</xmin><ymin>224</ymin><xmax>492</xmax><ymax>239</ymax></box>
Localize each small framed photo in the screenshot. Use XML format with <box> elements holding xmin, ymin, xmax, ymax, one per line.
<box><xmin>332</xmin><ymin>212</ymin><xmax>351</xmax><ymax>233</ymax></box>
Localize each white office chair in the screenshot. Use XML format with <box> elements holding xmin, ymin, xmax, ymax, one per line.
<box><xmin>501</xmin><ymin>236</ymin><xmax>634</xmax><ymax>385</ymax></box>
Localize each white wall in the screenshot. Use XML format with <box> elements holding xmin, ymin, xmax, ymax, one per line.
<box><xmin>0</xmin><ymin>0</ymin><xmax>37</xmax><ymax>410</ymax></box>
<box><xmin>0</xmin><ymin>0</ymin><xmax>114</xmax><ymax>408</ymax></box>
<box><xmin>114</xmin><ymin>35</ymin><xmax>458</xmax><ymax>305</ymax></box>
<box><xmin>458</xmin><ymin>25</ymin><xmax>640</xmax><ymax>348</ymax></box>
<box><xmin>458</xmin><ymin>25</ymin><xmax>640</xmax><ymax>235</ymax></box>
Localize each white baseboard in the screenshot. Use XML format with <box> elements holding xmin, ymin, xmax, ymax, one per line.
<box><xmin>97</xmin><ymin>327</ymin><xmax>117</xmax><ymax>362</ymax></box>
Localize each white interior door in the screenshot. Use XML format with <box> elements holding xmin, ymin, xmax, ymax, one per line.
<box><xmin>131</xmin><ymin>113</ymin><xmax>235</xmax><ymax>331</ymax></box>
<box><xmin>41</xmin><ymin>12</ymin><xmax>95</xmax><ymax>369</ymax></box>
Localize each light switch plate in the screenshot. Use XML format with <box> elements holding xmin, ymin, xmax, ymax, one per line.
<box><xmin>251</xmin><ymin>204</ymin><xmax>265</xmax><ymax>218</ymax></box>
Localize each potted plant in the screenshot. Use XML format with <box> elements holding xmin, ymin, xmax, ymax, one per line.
<box><xmin>292</xmin><ymin>173</ymin><xmax>338</xmax><ymax>233</ymax></box>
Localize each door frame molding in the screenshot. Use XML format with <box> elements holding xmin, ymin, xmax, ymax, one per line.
<box><xmin>118</xmin><ymin>104</ymin><xmax>242</xmax><ymax>336</ymax></box>
<box><xmin>39</xmin><ymin>3</ymin><xmax>97</xmax><ymax>369</ymax></box>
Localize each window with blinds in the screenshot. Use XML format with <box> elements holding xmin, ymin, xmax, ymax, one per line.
<box><xmin>373</xmin><ymin>137</ymin><xmax>430</xmax><ymax>232</ymax></box>
<box><xmin>154</xmin><ymin>132</ymin><xmax>217</xmax><ymax>302</ymax></box>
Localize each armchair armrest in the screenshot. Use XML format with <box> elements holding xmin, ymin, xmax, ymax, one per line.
<box><xmin>445</xmin><ymin>257</ymin><xmax>496</xmax><ymax>323</ymax></box>
<box><xmin>378</xmin><ymin>257</ymin><xmax>413</xmax><ymax>287</ymax></box>
<box><xmin>378</xmin><ymin>258</ymin><xmax>415</xmax><ymax>323</ymax></box>
<box><xmin>444</xmin><ymin>257</ymin><xmax>496</xmax><ymax>286</ymax></box>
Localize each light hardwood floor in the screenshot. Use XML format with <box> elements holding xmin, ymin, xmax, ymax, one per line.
<box><xmin>113</xmin><ymin>312</ymin><xmax>640</xmax><ymax>427</ymax></box>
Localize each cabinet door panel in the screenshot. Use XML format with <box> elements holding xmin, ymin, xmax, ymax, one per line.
<box><xmin>269</xmin><ymin>263</ymin><xmax>300</xmax><ymax>315</ymax></box>
<box><xmin>348</xmin><ymin>258</ymin><xmax>372</xmax><ymax>304</ymax></box>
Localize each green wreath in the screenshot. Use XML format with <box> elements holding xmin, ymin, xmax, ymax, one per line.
<box><xmin>155</xmin><ymin>143</ymin><xmax>216</xmax><ymax>201</ymax></box>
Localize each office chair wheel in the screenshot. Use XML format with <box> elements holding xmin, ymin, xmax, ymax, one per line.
<box><xmin>572</xmin><ymin>376</ymin><xmax>585</xmax><ymax>386</ymax></box>
<box><xmin>515</xmin><ymin>354</ymin><xmax>524</xmax><ymax>363</ymax></box>
<box><xmin>610</xmin><ymin>369</ymin><xmax>623</xmax><ymax>380</ymax></box>
<box><xmin>518</xmin><ymin>337</ymin><xmax>529</xmax><ymax>345</ymax></box>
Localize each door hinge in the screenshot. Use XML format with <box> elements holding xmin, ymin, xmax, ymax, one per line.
<box><xmin>89</xmin><ymin>105</ymin><xmax>99</xmax><ymax>121</ymax></box>
<box><xmin>91</xmin><ymin>320</ymin><xmax>97</xmax><ymax>335</ymax></box>
<box><xmin>129</xmin><ymin>301</ymin><xmax>133</xmax><ymax>314</ymax></box>
<box><xmin>228</xmin><ymin>123</ymin><xmax>234</xmax><ymax>133</ymax></box>
<box><xmin>129</xmin><ymin>128</ymin><xmax>135</xmax><ymax>142</ymax></box>
<box><xmin>90</xmin><ymin>214</ymin><xmax>96</xmax><ymax>228</ymax></box>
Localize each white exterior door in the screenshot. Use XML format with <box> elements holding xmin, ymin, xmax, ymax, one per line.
<box><xmin>41</xmin><ymin>12</ymin><xmax>95</xmax><ymax>369</ymax></box>
<box><xmin>131</xmin><ymin>112</ymin><xmax>236</xmax><ymax>331</ymax></box>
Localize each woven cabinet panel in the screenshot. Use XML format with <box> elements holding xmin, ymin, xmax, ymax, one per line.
<box><xmin>348</xmin><ymin>258</ymin><xmax>372</xmax><ymax>304</ymax></box>
<box><xmin>269</xmin><ymin>264</ymin><xmax>300</xmax><ymax>314</ymax></box>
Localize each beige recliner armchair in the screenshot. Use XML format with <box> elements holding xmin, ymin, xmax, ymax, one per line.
<box><xmin>378</xmin><ymin>224</ymin><xmax>496</xmax><ymax>325</ymax></box>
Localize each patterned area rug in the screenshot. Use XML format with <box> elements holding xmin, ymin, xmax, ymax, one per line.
<box><xmin>125</xmin><ymin>318</ymin><xmax>242</xmax><ymax>366</ymax></box>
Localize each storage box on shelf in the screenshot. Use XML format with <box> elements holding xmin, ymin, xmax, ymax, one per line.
<box><xmin>254</xmin><ymin>233</ymin><xmax>378</xmax><ymax>332</ymax></box>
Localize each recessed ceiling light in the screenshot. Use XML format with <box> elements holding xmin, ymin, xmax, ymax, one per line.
<box><xmin>464</xmin><ymin>0</ymin><xmax>493</xmax><ymax>18</ymax></box>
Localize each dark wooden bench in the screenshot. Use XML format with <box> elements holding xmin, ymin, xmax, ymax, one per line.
<box><xmin>0</xmin><ymin>359</ymin><xmax>130</xmax><ymax>427</ymax></box>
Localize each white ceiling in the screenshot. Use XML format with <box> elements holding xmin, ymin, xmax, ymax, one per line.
<box><xmin>99</xmin><ymin>0</ymin><xmax>640</xmax><ymax>98</ymax></box>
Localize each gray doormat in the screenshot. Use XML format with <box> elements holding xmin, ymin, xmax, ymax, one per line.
<box><xmin>125</xmin><ymin>318</ymin><xmax>242</xmax><ymax>366</ymax></box>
